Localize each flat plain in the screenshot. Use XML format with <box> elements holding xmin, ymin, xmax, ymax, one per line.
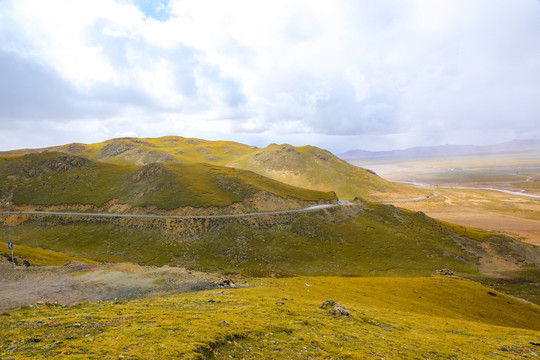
<box><xmin>354</xmin><ymin>152</ymin><xmax>540</xmax><ymax>246</ymax></box>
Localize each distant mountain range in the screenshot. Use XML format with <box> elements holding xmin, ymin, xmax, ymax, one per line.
<box><xmin>339</xmin><ymin>139</ymin><xmax>540</xmax><ymax>161</ymax></box>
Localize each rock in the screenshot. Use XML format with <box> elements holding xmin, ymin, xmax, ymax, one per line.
<box><xmin>131</xmin><ymin>163</ymin><xmax>165</xmax><ymax>183</ymax></box>
<box><xmin>48</xmin><ymin>320</ymin><xmax>61</xmax><ymax>327</ymax></box>
<box><xmin>320</xmin><ymin>300</ymin><xmax>351</xmax><ymax>318</ymax></box>
<box><xmin>43</xmin><ymin>155</ymin><xmax>92</xmax><ymax>173</ymax></box>
<box><xmin>12</xmin><ymin>257</ymin><xmax>31</xmax><ymax>267</ymax></box>
<box><xmin>434</xmin><ymin>268</ymin><xmax>454</xmax><ymax>276</ymax></box>
<box><xmin>216</xmin><ymin>278</ymin><xmax>236</xmax><ymax>288</ymax></box>
<box><xmin>219</xmin><ymin>321</ymin><xmax>229</xmax><ymax>326</ymax></box>
<box><xmin>62</xmin><ymin>143</ymin><xmax>86</xmax><ymax>153</ymax></box>
<box><xmin>100</xmin><ymin>141</ymin><xmax>135</xmax><ymax>158</ymax></box>
<box><xmin>26</xmin><ymin>337</ymin><xmax>42</xmax><ymax>343</ymax></box>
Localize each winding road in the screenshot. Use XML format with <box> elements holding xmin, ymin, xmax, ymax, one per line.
<box><xmin>0</xmin><ymin>200</ymin><xmax>353</xmax><ymax>219</ymax></box>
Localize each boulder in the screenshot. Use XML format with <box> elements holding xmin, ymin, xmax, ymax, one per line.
<box><xmin>320</xmin><ymin>299</ymin><xmax>351</xmax><ymax>317</ymax></box>
<box><xmin>434</xmin><ymin>268</ymin><xmax>454</xmax><ymax>276</ymax></box>
<box><xmin>216</xmin><ymin>278</ymin><xmax>236</xmax><ymax>288</ymax></box>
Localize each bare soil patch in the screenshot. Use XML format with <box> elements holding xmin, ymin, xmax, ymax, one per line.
<box><xmin>0</xmin><ymin>262</ymin><xmax>235</xmax><ymax>313</ymax></box>
<box><xmin>426</xmin><ymin>211</ymin><xmax>540</xmax><ymax>246</ymax></box>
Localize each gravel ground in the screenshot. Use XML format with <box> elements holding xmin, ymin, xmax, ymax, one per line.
<box><xmin>0</xmin><ymin>261</ymin><xmax>233</xmax><ymax>313</ymax></box>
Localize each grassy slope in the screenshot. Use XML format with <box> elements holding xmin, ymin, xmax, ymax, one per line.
<box><xmin>4</xmin><ymin>204</ymin><xmax>538</xmax><ymax>283</ymax></box>
<box><xmin>1</xmin><ymin>136</ymin><xmax>257</xmax><ymax>166</ymax></box>
<box><xmin>181</xmin><ymin>205</ymin><xmax>482</xmax><ymax>277</ymax></box>
<box><xmin>1</xmin><ymin>137</ymin><xmax>426</xmax><ymax>201</ymax></box>
<box><xmin>0</xmin><ymin>153</ymin><xmax>335</xmax><ymax>210</ymax></box>
<box><xmin>1</xmin><ymin>276</ymin><xmax>539</xmax><ymax>359</ymax></box>
<box><xmin>0</xmin><ymin>241</ymin><xmax>97</xmax><ymax>266</ymax></box>
<box><xmin>227</xmin><ymin>143</ymin><xmax>428</xmax><ymax>200</ymax></box>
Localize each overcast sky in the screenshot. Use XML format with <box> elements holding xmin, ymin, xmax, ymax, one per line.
<box><xmin>0</xmin><ymin>0</ymin><xmax>539</xmax><ymax>153</ymax></box>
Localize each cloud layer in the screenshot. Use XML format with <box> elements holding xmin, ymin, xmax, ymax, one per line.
<box><xmin>1</xmin><ymin>0</ymin><xmax>539</xmax><ymax>152</ymax></box>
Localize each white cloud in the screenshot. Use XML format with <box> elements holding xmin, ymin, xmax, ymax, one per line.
<box><xmin>0</xmin><ymin>0</ymin><xmax>539</xmax><ymax>152</ymax></box>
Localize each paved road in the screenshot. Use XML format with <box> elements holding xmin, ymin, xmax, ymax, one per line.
<box><xmin>0</xmin><ymin>200</ymin><xmax>353</xmax><ymax>219</ymax></box>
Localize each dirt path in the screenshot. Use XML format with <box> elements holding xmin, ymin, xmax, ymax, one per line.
<box><xmin>0</xmin><ymin>262</ymin><xmax>237</xmax><ymax>313</ymax></box>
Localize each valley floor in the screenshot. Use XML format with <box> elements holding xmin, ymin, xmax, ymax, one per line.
<box><xmin>383</xmin><ymin>187</ymin><xmax>540</xmax><ymax>246</ymax></box>
<box><xmin>360</xmin><ymin>158</ymin><xmax>540</xmax><ymax>246</ymax></box>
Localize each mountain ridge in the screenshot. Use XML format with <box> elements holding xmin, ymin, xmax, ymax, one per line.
<box><xmin>0</xmin><ymin>152</ymin><xmax>336</xmax><ymax>214</ymax></box>
<box><xmin>0</xmin><ymin>136</ymin><xmax>428</xmax><ymax>200</ymax></box>
<box><xmin>339</xmin><ymin>139</ymin><xmax>540</xmax><ymax>161</ymax></box>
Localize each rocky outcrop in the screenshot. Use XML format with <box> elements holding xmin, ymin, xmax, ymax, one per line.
<box><xmin>320</xmin><ymin>300</ymin><xmax>351</xmax><ymax>317</ymax></box>
<box><xmin>131</xmin><ymin>163</ymin><xmax>166</xmax><ymax>183</ymax></box>
<box><xmin>18</xmin><ymin>155</ymin><xmax>94</xmax><ymax>177</ymax></box>
<box><xmin>42</xmin><ymin>155</ymin><xmax>93</xmax><ymax>173</ymax></box>
<box><xmin>434</xmin><ymin>268</ymin><xmax>454</xmax><ymax>276</ymax></box>
<box><xmin>56</xmin><ymin>143</ymin><xmax>87</xmax><ymax>154</ymax></box>
<box><xmin>100</xmin><ymin>141</ymin><xmax>135</xmax><ymax>158</ymax></box>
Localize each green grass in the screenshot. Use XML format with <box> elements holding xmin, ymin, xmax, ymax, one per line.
<box><xmin>0</xmin><ymin>153</ymin><xmax>335</xmax><ymax>210</ymax></box>
<box><xmin>468</xmin><ymin>268</ymin><xmax>540</xmax><ymax>305</ymax></box>
<box><xmin>3</xmin><ymin>136</ymin><xmax>258</xmax><ymax>166</ymax></box>
<box><xmin>0</xmin><ymin>221</ymin><xmax>183</xmax><ymax>265</ymax></box>
<box><xmin>0</xmin><ymin>137</ymin><xmax>427</xmax><ymax>201</ymax></box>
<box><xmin>0</xmin><ymin>241</ymin><xmax>97</xmax><ymax>266</ymax></box>
<box><xmin>1</xmin><ymin>276</ymin><xmax>539</xmax><ymax>359</ymax></box>
<box><xmin>180</xmin><ymin>205</ymin><xmax>480</xmax><ymax>277</ymax></box>
<box><xmin>227</xmin><ymin>143</ymin><xmax>428</xmax><ymax>200</ymax></box>
<box><xmin>2</xmin><ymin>202</ymin><xmax>538</xmax><ymax>302</ymax></box>
<box><xmin>2</xmin><ymin>203</ymin><xmax>530</xmax><ymax>278</ymax></box>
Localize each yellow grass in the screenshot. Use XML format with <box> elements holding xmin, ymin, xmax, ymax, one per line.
<box><xmin>1</xmin><ymin>276</ymin><xmax>539</xmax><ymax>359</ymax></box>
<box><xmin>0</xmin><ymin>241</ymin><xmax>97</xmax><ymax>266</ymax></box>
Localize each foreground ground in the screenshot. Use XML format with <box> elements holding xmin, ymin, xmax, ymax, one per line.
<box><xmin>1</xmin><ymin>275</ymin><xmax>539</xmax><ymax>359</ymax></box>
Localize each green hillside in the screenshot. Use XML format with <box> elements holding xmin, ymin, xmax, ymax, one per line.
<box><xmin>227</xmin><ymin>143</ymin><xmax>429</xmax><ymax>200</ymax></box>
<box><xmin>2</xmin><ymin>276</ymin><xmax>539</xmax><ymax>359</ymax></box>
<box><xmin>0</xmin><ymin>152</ymin><xmax>335</xmax><ymax>210</ymax></box>
<box><xmin>2</xmin><ymin>204</ymin><xmax>538</xmax><ymax>289</ymax></box>
<box><xmin>2</xmin><ymin>137</ymin><xmax>539</xmax><ymax>359</ymax></box>
<box><xmin>0</xmin><ymin>137</ymin><xmax>427</xmax><ymax>200</ymax></box>
<box><xmin>1</xmin><ymin>136</ymin><xmax>256</xmax><ymax>166</ymax></box>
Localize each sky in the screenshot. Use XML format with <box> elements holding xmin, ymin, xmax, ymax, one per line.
<box><xmin>0</xmin><ymin>0</ymin><xmax>539</xmax><ymax>153</ymax></box>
